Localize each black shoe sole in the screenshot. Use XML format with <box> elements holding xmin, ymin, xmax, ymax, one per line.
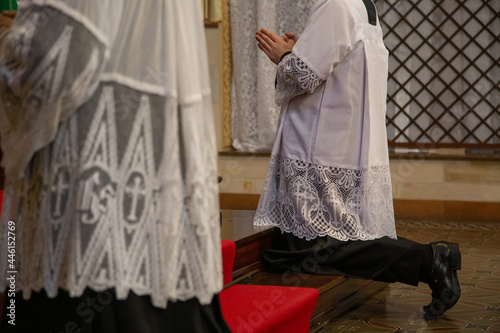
<box><xmin>423</xmin><ymin>242</ymin><xmax>461</xmax><ymax>320</ymax></box>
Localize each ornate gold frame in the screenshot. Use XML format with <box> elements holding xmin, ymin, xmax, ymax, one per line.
<box><xmin>220</xmin><ymin>0</ymin><xmax>232</xmax><ymax>148</ymax></box>
<box><xmin>204</xmin><ymin>0</ymin><xmax>232</xmax><ymax>149</ymax></box>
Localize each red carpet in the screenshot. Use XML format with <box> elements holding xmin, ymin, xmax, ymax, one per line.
<box><xmin>219</xmin><ymin>239</ymin><xmax>319</xmax><ymax>333</ymax></box>
<box><xmin>220</xmin><ymin>284</ymin><xmax>318</xmax><ymax>333</ymax></box>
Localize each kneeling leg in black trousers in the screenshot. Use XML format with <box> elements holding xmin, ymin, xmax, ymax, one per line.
<box><xmin>261</xmin><ymin>233</ymin><xmax>461</xmax><ymax>320</ymax></box>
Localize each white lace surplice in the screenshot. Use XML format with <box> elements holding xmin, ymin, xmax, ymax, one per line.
<box><xmin>254</xmin><ymin>0</ymin><xmax>397</xmax><ymax>241</ymax></box>
<box><xmin>0</xmin><ymin>0</ymin><xmax>222</xmax><ymax>308</ymax></box>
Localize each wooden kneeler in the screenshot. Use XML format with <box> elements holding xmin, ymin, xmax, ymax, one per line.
<box><xmin>219</xmin><ymin>240</ymin><xmax>319</xmax><ymax>333</ymax></box>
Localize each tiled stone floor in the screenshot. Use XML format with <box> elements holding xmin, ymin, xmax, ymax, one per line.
<box><xmin>320</xmin><ymin>219</ymin><xmax>500</xmax><ymax>333</ymax></box>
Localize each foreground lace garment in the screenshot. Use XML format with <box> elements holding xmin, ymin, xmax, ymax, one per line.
<box><xmin>254</xmin><ymin>0</ymin><xmax>397</xmax><ymax>241</ymax></box>
<box><xmin>0</xmin><ymin>0</ymin><xmax>222</xmax><ymax>308</ymax></box>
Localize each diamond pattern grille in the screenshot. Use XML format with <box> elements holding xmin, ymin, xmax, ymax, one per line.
<box><xmin>375</xmin><ymin>0</ymin><xmax>500</xmax><ymax>147</ymax></box>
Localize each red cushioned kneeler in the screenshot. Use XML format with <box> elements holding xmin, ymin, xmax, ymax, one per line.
<box><xmin>221</xmin><ymin>239</ymin><xmax>236</xmax><ymax>285</ymax></box>
<box><xmin>219</xmin><ymin>284</ymin><xmax>319</xmax><ymax>333</ymax></box>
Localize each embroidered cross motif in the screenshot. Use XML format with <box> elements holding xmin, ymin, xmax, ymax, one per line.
<box><xmin>51</xmin><ymin>168</ymin><xmax>70</xmax><ymax>219</ymax></box>
<box><xmin>124</xmin><ymin>173</ymin><xmax>147</xmax><ymax>222</ymax></box>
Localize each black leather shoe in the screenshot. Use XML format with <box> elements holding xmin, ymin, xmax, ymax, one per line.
<box><xmin>423</xmin><ymin>241</ymin><xmax>461</xmax><ymax>320</ymax></box>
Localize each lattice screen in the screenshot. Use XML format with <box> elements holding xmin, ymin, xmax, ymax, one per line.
<box><xmin>375</xmin><ymin>0</ymin><xmax>500</xmax><ymax>148</ymax></box>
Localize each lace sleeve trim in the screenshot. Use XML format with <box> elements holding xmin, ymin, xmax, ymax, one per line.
<box><xmin>275</xmin><ymin>52</ymin><xmax>324</xmax><ymax>106</ymax></box>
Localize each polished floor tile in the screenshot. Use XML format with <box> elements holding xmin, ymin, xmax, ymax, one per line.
<box><xmin>320</xmin><ymin>220</ymin><xmax>500</xmax><ymax>333</ymax></box>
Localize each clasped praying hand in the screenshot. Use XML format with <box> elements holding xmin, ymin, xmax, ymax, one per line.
<box><xmin>255</xmin><ymin>28</ymin><xmax>298</xmax><ymax>65</ymax></box>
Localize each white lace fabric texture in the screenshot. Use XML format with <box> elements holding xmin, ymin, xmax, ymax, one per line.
<box><xmin>230</xmin><ymin>0</ymin><xmax>316</xmax><ymax>151</ymax></box>
<box><xmin>254</xmin><ymin>156</ymin><xmax>397</xmax><ymax>241</ymax></box>
<box><xmin>275</xmin><ymin>53</ymin><xmax>324</xmax><ymax>106</ymax></box>
<box><xmin>0</xmin><ymin>0</ymin><xmax>222</xmax><ymax>308</ymax></box>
